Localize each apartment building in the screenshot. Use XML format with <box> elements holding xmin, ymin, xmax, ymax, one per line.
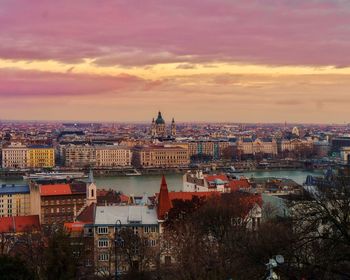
<box><xmin>1</xmin><ymin>142</ymin><xmax>29</xmax><ymax>169</ymax></box>
<box><xmin>27</xmin><ymin>145</ymin><xmax>55</xmax><ymax>168</ymax></box>
<box><xmin>93</xmin><ymin>205</ymin><xmax>160</xmax><ymax>275</ymax></box>
<box><xmin>132</xmin><ymin>145</ymin><xmax>189</xmax><ymax>168</ymax></box>
<box><xmin>0</xmin><ymin>184</ymin><xmax>31</xmax><ymax>217</ymax></box>
<box><xmin>29</xmin><ymin>179</ymin><xmax>97</xmax><ymax>224</ymax></box>
<box><xmin>95</xmin><ymin>145</ymin><xmax>132</xmax><ymax>167</ymax></box>
<box><xmin>187</xmin><ymin>140</ymin><xmax>230</xmax><ymax>160</ymax></box>
<box><xmin>64</xmin><ymin>144</ymin><xmax>96</xmax><ymax>167</ymax></box>
<box><xmin>237</xmin><ymin>138</ymin><xmax>278</xmax><ymax>156</ymax></box>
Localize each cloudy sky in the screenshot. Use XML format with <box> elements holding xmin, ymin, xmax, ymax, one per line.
<box><xmin>1</xmin><ymin>0</ymin><xmax>350</xmax><ymax>123</ymax></box>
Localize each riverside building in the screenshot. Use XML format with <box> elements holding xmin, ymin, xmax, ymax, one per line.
<box><xmin>95</xmin><ymin>145</ymin><xmax>132</xmax><ymax>167</ymax></box>
<box><xmin>1</xmin><ymin>142</ymin><xmax>29</xmax><ymax>169</ymax></box>
<box><xmin>132</xmin><ymin>144</ymin><xmax>189</xmax><ymax>168</ymax></box>
<box><xmin>27</xmin><ymin>145</ymin><xmax>55</xmax><ymax>168</ymax></box>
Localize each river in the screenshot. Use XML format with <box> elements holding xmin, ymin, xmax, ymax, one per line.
<box><xmin>0</xmin><ymin>169</ymin><xmax>324</xmax><ymax>196</ymax></box>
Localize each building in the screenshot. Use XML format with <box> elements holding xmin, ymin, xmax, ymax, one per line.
<box><xmin>0</xmin><ymin>215</ymin><xmax>40</xmax><ymax>255</ymax></box>
<box><xmin>132</xmin><ymin>145</ymin><xmax>189</xmax><ymax>168</ymax></box>
<box><xmin>93</xmin><ymin>204</ymin><xmax>160</xmax><ymax>275</ymax></box>
<box><xmin>95</xmin><ymin>145</ymin><xmax>132</xmax><ymax>167</ymax></box>
<box><xmin>1</xmin><ymin>142</ymin><xmax>29</xmax><ymax>169</ymax></box>
<box><xmin>0</xmin><ymin>184</ymin><xmax>31</xmax><ymax>217</ymax></box>
<box><xmin>28</xmin><ymin>145</ymin><xmax>55</xmax><ymax>168</ymax></box>
<box><xmin>187</xmin><ymin>140</ymin><xmax>230</xmax><ymax>160</ymax></box>
<box><xmin>0</xmin><ymin>215</ymin><xmax>40</xmax><ymax>234</ymax></box>
<box><xmin>150</xmin><ymin>111</ymin><xmax>176</xmax><ymax>138</ymax></box>
<box><xmin>64</xmin><ymin>144</ymin><xmax>96</xmax><ymax>167</ymax></box>
<box><xmin>30</xmin><ymin>176</ymin><xmax>97</xmax><ymax>224</ymax></box>
<box><xmin>280</xmin><ymin>138</ymin><xmax>313</xmax><ymax>153</ymax></box>
<box><xmin>182</xmin><ymin>171</ymin><xmax>251</xmax><ymax>192</ymax></box>
<box><xmin>237</xmin><ymin>138</ymin><xmax>278</xmax><ymax>156</ymax></box>
<box><xmin>331</xmin><ymin>137</ymin><xmax>350</xmax><ymax>153</ymax></box>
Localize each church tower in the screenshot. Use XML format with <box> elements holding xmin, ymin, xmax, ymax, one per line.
<box><xmin>171</xmin><ymin>118</ymin><xmax>176</xmax><ymax>137</ymax></box>
<box><xmin>86</xmin><ymin>170</ymin><xmax>97</xmax><ymax>206</ymax></box>
<box><xmin>150</xmin><ymin>118</ymin><xmax>157</xmax><ymax>137</ymax></box>
<box><xmin>155</xmin><ymin>111</ymin><xmax>166</xmax><ymax>137</ymax></box>
<box><xmin>157</xmin><ymin>175</ymin><xmax>172</xmax><ymax>222</ymax></box>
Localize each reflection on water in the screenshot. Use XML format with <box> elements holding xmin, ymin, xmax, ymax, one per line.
<box><xmin>0</xmin><ymin>169</ymin><xmax>324</xmax><ymax>196</ymax></box>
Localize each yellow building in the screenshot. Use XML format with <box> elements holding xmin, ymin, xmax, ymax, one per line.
<box><xmin>28</xmin><ymin>146</ymin><xmax>55</xmax><ymax>168</ymax></box>
<box><xmin>0</xmin><ymin>185</ymin><xmax>31</xmax><ymax>217</ymax></box>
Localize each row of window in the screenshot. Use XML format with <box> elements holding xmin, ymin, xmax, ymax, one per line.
<box><xmin>97</xmin><ymin>226</ymin><xmax>158</xmax><ymax>235</ymax></box>
<box><xmin>98</xmin><ymin>238</ymin><xmax>157</xmax><ymax>249</ymax></box>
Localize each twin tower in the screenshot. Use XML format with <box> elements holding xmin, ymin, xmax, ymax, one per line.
<box><xmin>150</xmin><ymin>111</ymin><xmax>176</xmax><ymax>138</ymax></box>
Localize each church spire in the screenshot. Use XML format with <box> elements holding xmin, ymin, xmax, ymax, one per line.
<box><xmin>157</xmin><ymin>175</ymin><xmax>172</xmax><ymax>220</ymax></box>
<box><xmin>88</xmin><ymin>169</ymin><xmax>94</xmax><ymax>184</ymax></box>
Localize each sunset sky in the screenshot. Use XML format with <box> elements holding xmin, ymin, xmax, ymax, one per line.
<box><xmin>1</xmin><ymin>0</ymin><xmax>350</xmax><ymax>123</ymax></box>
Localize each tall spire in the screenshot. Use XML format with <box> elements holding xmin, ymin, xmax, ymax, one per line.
<box><xmin>88</xmin><ymin>169</ymin><xmax>94</xmax><ymax>184</ymax></box>
<box><xmin>157</xmin><ymin>175</ymin><xmax>172</xmax><ymax>220</ymax></box>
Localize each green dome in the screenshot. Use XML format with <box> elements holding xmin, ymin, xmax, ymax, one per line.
<box><xmin>155</xmin><ymin>111</ymin><xmax>165</xmax><ymax>124</ymax></box>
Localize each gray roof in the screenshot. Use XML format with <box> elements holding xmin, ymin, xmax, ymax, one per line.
<box><xmin>94</xmin><ymin>205</ymin><xmax>158</xmax><ymax>226</ymax></box>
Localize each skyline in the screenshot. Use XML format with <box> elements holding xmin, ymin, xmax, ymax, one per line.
<box><xmin>1</xmin><ymin>1</ymin><xmax>350</xmax><ymax>123</ymax></box>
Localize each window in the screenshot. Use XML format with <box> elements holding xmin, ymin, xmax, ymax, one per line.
<box><xmin>151</xmin><ymin>226</ymin><xmax>157</xmax><ymax>233</ymax></box>
<box><xmin>165</xmin><ymin>256</ymin><xmax>172</xmax><ymax>266</ymax></box>
<box><xmin>97</xmin><ymin>227</ymin><xmax>108</xmax><ymax>234</ymax></box>
<box><xmin>98</xmin><ymin>254</ymin><xmax>109</xmax><ymax>261</ymax></box>
<box><xmin>144</xmin><ymin>226</ymin><xmax>150</xmax><ymax>233</ymax></box>
<box><xmin>132</xmin><ymin>226</ymin><xmax>138</xmax><ymax>235</ymax></box>
<box><xmin>98</xmin><ymin>238</ymin><xmax>109</xmax><ymax>248</ymax></box>
<box><xmin>149</xmin><ymin>239</ymin><xmax>157</xmax><ymax>247</ymax></box>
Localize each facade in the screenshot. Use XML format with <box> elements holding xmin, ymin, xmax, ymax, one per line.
<box><xmin>30</xmin><ymin>179</ymin><xmax>97</xmax><ymax>224</ymax></box>
<box><xmin>95</xmin><ymin>145</ymin><xmax>132</xmax><ymax>167</ymax></box>
<box><xmin>93</xmin><ymin>205</ymin><xmax>160</xmax><ymax>275</ymax></box>
<box><xmin>187</xmin><ymin>140</ymin><xmax>230</xmax><ymax>160</ymax></box>
<box><xmin>280</xmin><ymin>138</ymin><xmax>313</xmax><ymax>152</ymax></box>
<box><xmin>64</xmin><ymin>144</ymin><xmax>96</xmax><ymax>167</ymax></box>
<box><xmin>132</xmin><ymin>145</ymin><xmax>189</xmax><ymax>168</ymax></box>
<box><xmin>237</xmin><ymin>138</ymin><xmax>278</xmax><ymax>156</ymax></box>
<box><xmin>1</xmin><ymin>142</ymin><xmax>29</xmax><ymax>169</ymax></box>
<box><xmin>0</xmin><ymin>184</ymin><xmax>31</xmax><ymax>217</ymax></box>
<box><xmin>27</xmin><ymin>145</ymin><xmax>55</xmax><ymax>168</ymax></box>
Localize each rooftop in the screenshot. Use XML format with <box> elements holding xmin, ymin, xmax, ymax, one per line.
<box><xmin>95</xmin><ymin>205</ymin><xmax>158</xmax><ymax>226</ymax></box>
<box><xmin>0</xmin><ymin>215</ymin><xmax>40</xmax><ymax>233</ymax></box>
<box><xmin>0</xmin><ymin>184</ymin><xmax>30</xmax><ymax>195</ymax></box>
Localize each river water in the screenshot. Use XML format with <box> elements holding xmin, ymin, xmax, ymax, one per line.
<box><xmin>0</xmin><ymin>170</ymin><xmax>324</xmax><ymax>196</ymax></box>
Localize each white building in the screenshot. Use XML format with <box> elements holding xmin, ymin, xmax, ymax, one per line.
<box><xmin>182</xmin><ymin>171</ymin><xmax>229</xmax><ymax>192</ymax></box>
<box><xmin>93</xmin><ymin>205</ymin><xmax>160</xmax><ymax>275</ymax></box>
<box><xmin>1</xmin><ymin>142</ymin><xmax>29</xmax><ymax>169</ymax></box>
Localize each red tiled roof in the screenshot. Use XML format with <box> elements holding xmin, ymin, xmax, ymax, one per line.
<box><xmin>205</xmin><ymin>174</ymin><xmax>229</xmax><ymax>182</ymax></box>
<box><xmin>0</xmin><ymin>217</ymin><xmax>13</xmax><ymax>232</ymax></box>
<box><xmin>157</xmin><ymin>175</ymin><xmax>172</xmax><ymax>220</ymax></box>
<box><xmin>76</xmin><ymin>203</ymin><xmax>95</xmax><ymax>223</ymax></box>
<box><xmin>168</xmin><ymin>191</ymin><xmax>216</xmax><ymax>201</ymax></box>
<box><xmin>0</xmin><ymin>215</ymin><xmax>40</xmax><ymax>233</ymax></box>
<box><xmin>64</xmin><ymin>222</ymin><xmax>85</xmax><ymax>233</ymax></box>
<box><xmin>40</xmin><ymin>184</ymin><xmax>72</xmax><ymax>196</ymax></box>
<box><xmin>229</xmin><ymin>179</ymin><xmax>251</xmax><ymax>191</ymax></box>
<box><xmin>119</xmin><ymin>194</ymin><xmax>129</xmax><ymax>203</ymax></box>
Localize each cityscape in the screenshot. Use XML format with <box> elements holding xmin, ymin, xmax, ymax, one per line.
<box><xmin>1</xmin><ymin>1</ymin><xmax>350</xmax><ymax>280</ymax></box>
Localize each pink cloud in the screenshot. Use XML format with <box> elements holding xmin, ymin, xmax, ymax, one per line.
<box><xmin>0</xmin><ymin>68</ymin><xmax>152</xmax><ymax>97</ymax></box>
<box><xmin>0</xmin><ymin>0</ymin><xmax>349</xmax><ymax>66</ymax></box>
